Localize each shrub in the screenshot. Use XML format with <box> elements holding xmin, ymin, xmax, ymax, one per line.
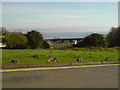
<box><xmin>26</xmin><ymin>30</ymin><xmax>50</xmax><ymax>49</ymax></box>
<box><xmin>77</xmin><ymin>33</ymin><xmax>108</xmax><ymax>48</ymax></box>
<box><xmin>40</xmin><ymin>40</ymin><xmax>50</xmax><ymax>49</ymax></box>
<box><xmin>3</xmin><ymin>32</ymin><xmax>28</xmax><ymax>49</ymax></box>
<box><xmin>106</xmin><ymin>27</ymin><xmax>120</xmax><ymax>47</ymax></box>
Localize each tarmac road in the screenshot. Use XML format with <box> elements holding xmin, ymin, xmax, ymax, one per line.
<box><xmin>2</xmin><ymin>65</ymin><xmax>119</xmax><ymax>88</ymax></box>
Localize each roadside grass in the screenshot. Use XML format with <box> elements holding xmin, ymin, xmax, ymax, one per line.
<box><xmin>2</xmin><ymin>48</ymin><xmax>119</xmax><ymax>65</ymax></box>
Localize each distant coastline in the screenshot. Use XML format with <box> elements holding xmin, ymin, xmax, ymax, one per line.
<box><xmin>41</xmin><ymin>32</ymin><xmax>108</xmax><ymax>39</ymax></box>
<box><xmin>0</xmin><ymin>27</ymin><xmax>108</xmax><ymax>39</ymax></box>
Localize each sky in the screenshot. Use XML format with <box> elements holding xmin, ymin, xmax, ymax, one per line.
<box><xmin>2</xmin><ymin>2</ymin><xmax>118</xmax><ymax>33</ymax></box>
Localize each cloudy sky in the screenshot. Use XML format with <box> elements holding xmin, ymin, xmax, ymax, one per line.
<box><xmin>2</xmin><ymin>2</ymin><xmax>118</xmax><ymax>32</ymax></box>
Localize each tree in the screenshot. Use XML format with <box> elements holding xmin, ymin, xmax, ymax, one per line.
<box><xmin>55</xmin><ymin>40</ymin><xmax>62</xmax><ymax>44</ymax></box>
<box><xmin>107</xmin><ymin>27</ymin><xmax>120</xmax><ymax>47</ymax></box>
<box><xmin>26</xmin><ymin>30</ymin><xmax>49</xmax><ymax>49</ymax></box>
<box><xmin>3</xmin><ymin>32</ymin><xmax>28</xmax><ymax>49</ymax></box>
<box><xmin>63</xmin><ymin>40</ymin><xmax>70</xmax><ymax>44</ymax></box>
<box><xmin>1</xmin><ymin>27</ymin><xmax>9</xmax><ymax>35</ymax></box>
<box><xmin>40</xmin><ymin>40</ymin><xmax>50</xmax><ymax>49</ymax></box>
<box><xmin>77</xmin><ymin>33</ymin><xmax>107</xmax><ymax>48</ymax></box>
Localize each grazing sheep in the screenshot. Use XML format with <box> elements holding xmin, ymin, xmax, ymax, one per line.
<box><xmin>48</xmin><ymin>57</ymin><xmax>57</xmax><ymax>63</ymax></box>
<box><xmin>76</xmin><ymin>57</ymin><xmax>83</xmax><ymax>61</ymax></box>
<box><xmin>10</xmin><ymin>60</ymin><xmax>19</xmax><ymax>64</ymax></box>
<box><xmin>104</xmin><ymin>57</ymin><xmax>110</xmax><ymax>61</ymax></box>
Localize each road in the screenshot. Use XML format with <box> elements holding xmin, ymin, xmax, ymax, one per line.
<box><xmin>2</xmin><ymin>65</ymin><xmax>119</xmax><ymax>88</ymax></box>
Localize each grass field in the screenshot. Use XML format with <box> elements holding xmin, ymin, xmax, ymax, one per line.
<box><xmin>2</xmin><ymin>48</ymin><xmax>119</xmax><ymax>64</ymax></box>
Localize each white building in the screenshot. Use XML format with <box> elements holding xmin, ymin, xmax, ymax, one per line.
<box><xmin>73</xmin><ymin>40</ymin><xmax>77</xmax><ymax>45</ymax></box>
<box><xmin>0</xmin><ymin>42</ymin><xmax>6</xmax><ymax>47</ymax></box>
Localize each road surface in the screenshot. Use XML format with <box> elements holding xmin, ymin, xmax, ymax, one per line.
<box><xmin>2</xmin><ymin>65</ymin><xmax>119</xmax><ymax>88</ymax></box>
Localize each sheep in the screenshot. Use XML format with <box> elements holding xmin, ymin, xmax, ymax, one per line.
<box><xmin>48</xmin><ymin>57</ymin><xmax>57</xmax><ymax>64</ymax></box>
<box><xmin>10</xmin><ymin>60</ymin><xmax>19</xmax><ymax>64</ymax></box>
<box><xmin>76</xmin><ymin>57</ymin><xmax>83</xmax><ymax>61</ymax></box>
<box><xmin>104</xmin><ymin>57</ymin><xmax>110</xmax><ymax>61</ymax></box>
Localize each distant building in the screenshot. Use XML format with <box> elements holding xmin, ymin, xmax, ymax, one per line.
<box><xmin>73</xmin><ymin>40</ymin><xmax>77</xmax><ymax>45</ymax></box>
<box><xmin>0</xmin><ymin>42</ymin><xmax>6</xmax><ymax>48</ymax></box>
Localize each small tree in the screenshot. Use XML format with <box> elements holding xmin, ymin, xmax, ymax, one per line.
<box><xmin>3</xmin><ymin>32</ymin><xmax>28</xmax><ymax>49</ymax></box>
<box><xmin>40</xmin><ymin>40</ymin><xmax>50</xmax><ymax>49</ymax></box>
<box><xmin>1</xmin><ymin>27</ymin><xmax>9</xmax><ymax>35</ymax></box>
<box><xmin>26</xmin><ymin>30</ymin><xmax>49</xmax><ymax>49</ymax></box>
<box><xmin>107</xmin><ymin>27</ymin><xmax>120</xmax><ymax>47</ymax></box>
<box><xmin>77</xmin><ymin>33</ymin><xmax>107</xmax><ymax>48</ymax></box>
<box><xmin>26</xmin><ymin>30</ymin><xmax>43</xmax><ymax>49</ymax></box>
<box><xmin>55</xmin><ymin>40</ymin><xmax>62</xmax><ymax>44</ymax></box>
<box><xmin>63</xmin><ymin>40</ymin><xmax>70</xmax><ymax>44</ymax></box>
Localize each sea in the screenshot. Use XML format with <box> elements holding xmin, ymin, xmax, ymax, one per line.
<box><xmin>41</xmin><ymin>32</ymin><xmax>108</xmax><ymax>39</ymax></box>
<box><xmin>8</xmin><ymin>29</ymin><xmax>108</xmax><ymax>39</ymax></box>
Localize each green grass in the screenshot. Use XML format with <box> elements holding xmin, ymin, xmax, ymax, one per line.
<box><xmin>2</xmin><ymin>48</ymin><xmax>119</xmax><ymax>64</ymax></box>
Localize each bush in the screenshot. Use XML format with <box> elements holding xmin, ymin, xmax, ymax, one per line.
<box><xmin>26</xmin><ymin>30</ymin><xmax>43</xmax><ymax>49</ymax></box>
<box><xmin>3</xmin><ymin>32</ymin><xmax>28</xmax><ymax>49</ymax></box>
<box><xmin>40</xmin><ymin>40</ymin><xmax>50</xmax><ymax>49</ymax></box>
<box><xmin>1</xmin><ymin>27</ymin><xmax>9</xmax><ymax>35</ymax></box>
<box><xmin>77</xmin><ymin>33</ymin><xmax>108</xmax><ymax>48</ymax></box>
<box><xmin>106</xmin><ymin>27</ymin><xmax>120</xmax><ymax>47</ymax></box>
<box><xmin>26</xmin><ymin>30</ymin><xmax>50</xmax><ymax>49</ymax></box>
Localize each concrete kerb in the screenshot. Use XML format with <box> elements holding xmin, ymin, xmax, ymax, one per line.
<box><xmin>2</xmin><ymin>61</ymin><xmax>120</xmax><ymax>69</ymax></box>
<box><xmin>1</xmin><ymin>64</ymin><xmax>120</xmax><ymax>73</ymax></box>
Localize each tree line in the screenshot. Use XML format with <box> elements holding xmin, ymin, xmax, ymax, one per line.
<box><xmin>2</xmin><ymin>27</ymin><xmax>50</xmax><ymax>49</ymax></box>
<box><xmin>75</xmin><ymin>27</ymin><xmax>120</xmax><ymax>48</ymax></box>
<box><xmin>1</xmin><ymin>26</ymin><xmax>120</xmax><ymax>49</ymax></box>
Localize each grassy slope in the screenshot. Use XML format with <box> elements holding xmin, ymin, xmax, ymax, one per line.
<box><xmin>2</xmin><ymin>48</ymin><xmax>118</xmax><ymax>64</ymax></box>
